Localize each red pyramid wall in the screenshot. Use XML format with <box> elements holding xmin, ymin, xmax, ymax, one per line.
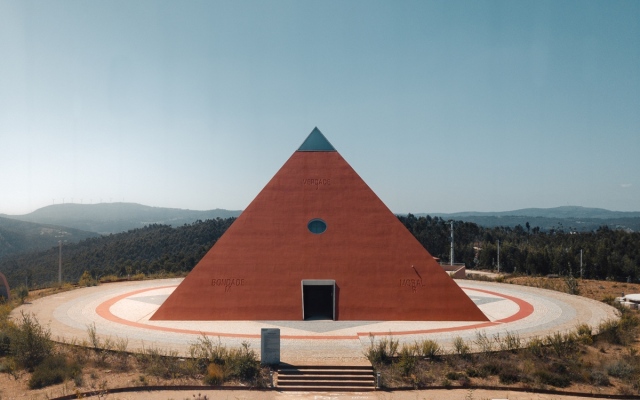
<box><xmin>152</xmin><ymin>150</ymin><xmax>488</xmax><ymax>321</ymax></box>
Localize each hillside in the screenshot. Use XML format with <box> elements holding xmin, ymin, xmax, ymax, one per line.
<box><xmin>4</xmin><ymin>203</ymin><xmax>242</xmax><ymax>234</ymax></box>
<box><xmin>5</xmin><ymin>204</ymin><xmax>639</xmax><ymax>235</ymax></box>
<box><xmin>0</xmin><ymin>217</ymin><xmax>235</xmax><ymax>288</ymax></box>
<box><xmin>432</xmin><ymin>206</ymin><xmax>640</xmax><ymax>219</ymax></box>
<box><xmin>0</xmin><ymin>217</ymin><xmax>100</xmax><ymax>260</ymax></box>
<box><xmin>419</xmin><ymin>206</ymin><xmax>640</xmax><ymax>232</ymax></box>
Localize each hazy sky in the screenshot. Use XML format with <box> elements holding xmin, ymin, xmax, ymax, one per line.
<box><xmin>1</xmin><ymin>1</ymin><xmax>638</xmax><ymax>215</ymax></box>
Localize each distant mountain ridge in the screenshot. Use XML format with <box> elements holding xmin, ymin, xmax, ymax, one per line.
<box><xmin>424</xmin><ymin>206</ymin><xmax>640</xmax><ymax>219</ymax></box>
<box><xmin>415</xmin><ymin>206</ymin><xmax>640</xmax><ymax>232</ymax></box>
<box><xmin>2</xmin><ymin>203</ymin><xmax>242</xmax><ymax>235</ymax></box>
<box><xmin>2</xmin><ymin>204</ymin><xmax>639</xmax><ymax>239</ymax></box>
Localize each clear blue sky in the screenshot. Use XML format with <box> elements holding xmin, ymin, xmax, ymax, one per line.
<box><xmin>1</xmin><ymin>0</ymin><xmax>638</xmax><ymax>215</ymax></box>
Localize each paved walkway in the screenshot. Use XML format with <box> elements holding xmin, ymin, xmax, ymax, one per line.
<box><xmin>13</xmin><ymin>279</ymin><xmax>617</xmax><ymax>365</ymax></box>
<box><xmin>84</xmin><ymin>388</ymin><xmax>618</xmax><ymax>400</ymax></box>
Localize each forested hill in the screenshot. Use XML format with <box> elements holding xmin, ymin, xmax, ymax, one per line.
<box><xmin>431</xmin><ymin>206</ymin><xmax>640</xmax><ymax>219</ymax></box>
<box><xmin>419</xmin><ymin>215</ymin><xmax>640</xmax><ymax>232</ymax></box>
<box><xmin>1</xmin><ymin>214</ymin><xmax>639</xmax><ymax>289</ymax></box>
<box><xmin>0</xmin><ymin>217</ymin><xmax>100</xmax><ymax>260</ymax></box>
<box><xmin>420</xmin><ymin>206</ymin><xmax>640</xmax><ymax>232</ymax></box>
<box><xmin>3</xmin><ymin>203</ymin><xmax>242</xmax><ymax>234</ymax></box>
<box><xmin>398</xmin><ymin>214</ymin><xmax>640</xmax><ymax>282</ymax></box>
<box><xmin>0</xmin><ymin>218</ymin><xmax>235</xmax><ymax>288</ymax></box>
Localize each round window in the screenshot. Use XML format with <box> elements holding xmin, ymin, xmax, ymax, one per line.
<box><xmin>307</xmin><ymin>219</ymin><xmax>327</xmax><ymax>234</ymax></box>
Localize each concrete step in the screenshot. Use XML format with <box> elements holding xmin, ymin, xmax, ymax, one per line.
<box><xmin>277</xmin><ymin>364</ymin><xmax>375</xmax><ymax>392</ymax></box>
<box><xmin>278</xmin><ymin>380</ymin><xmax>373</xmax><ymax>387</ymax></box>
<box><xmin>276</xmin><ymin>385</ymin><xmax>375</xmax><ymax>392</ymax></box>
<box><xmin>279</xmin><ymin>369</ymin><xmax>373</xmax><ymax>375</ymax></box>
<box><xmin>278</xmin><ymin>375</ymin><xmax>374</xmax><ymax>381</ymax></box>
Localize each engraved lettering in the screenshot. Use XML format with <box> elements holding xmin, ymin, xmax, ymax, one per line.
<box><xmin>211</xmin><ymin>277</ymin><xmax>245</xmax><ymax>292</ymax></box>
<box><xmin>400</xmin><ymin>278</ymin><xmax>425</xmax><ymax>292</ymax></box>
<box><xmin>302</xmin><ymin>178</ymin><xmax>331</xmax><ymax>189</ymax></box>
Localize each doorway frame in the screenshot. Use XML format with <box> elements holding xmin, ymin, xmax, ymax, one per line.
<box><xmin>301</xmin><ymin>279</ymin><xmax>336</xmax><ymax>321</ymax></box>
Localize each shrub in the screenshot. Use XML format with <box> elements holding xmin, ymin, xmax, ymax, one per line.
<box><xmin>526</xmin><ymin>337</ymin><xmax>546</xmax><ymax>358</ymax></box>
<box><xmin>190</xmin><ymin>335</ymin><xmax>229</xmax><ymax>366</ymax></box>
<box><xmin>466</xmin><ymin>366</ymin><xmax>487</xmax><ymax>378</ymax></box>
<box><xmin>113</xmin><ymin>336</ymin><xmax>130</xmax><ymax>371</ymax></box>
<box><xmin>28</xmin><ymin>354</ymin><xmax>81</xmax><ymax>389</ymax></box>
<box><xmin>205</xmin><ymin>363</ymin><xmax>225</xmax><ymax>385</ymax></box>
<box><xmin>607</xmin><ymin>360</ymin><xmax>635</xmax><ymax>379</ymax></box>
<box><xmin>78</xmin><ymin>271</ymin><xmax>97</xmax><ymax>287</ymax></box>
<box><xmin>365</xmin><ymin>334</ymin><xmax>399</xmax><ymax>364</ymax></box>
<box><xmin>596</xmin><ymin>319</ymin><xmax>620</xmax><ymax>344</ymax></box>
<box><xmin>479</xmin><ymin>360</ymin><xmax>503</xmax><ymax>376</ymax></box>
<box><xmin>445</xmin><ymin>371</ymin><xmax>464</xmax><ymax>380</ymax></box>
<box><xmin>137</xmin><ymin>374</ymin><xmax>148</xmax><ymax>386</ymax></box>
<box><xmin>590</xmin><ymin>370</ymin><xmax>610</xmax><ymax>386</ymax></box>
<box><xmin>618</xmin><ymin>312</ymin><xmax>640</xmax><ymax>343</ymax></box>
<box><xmin>189</xmin><ymin>337</ymin><xmax>259</xmax><ymax>384</ymax></box>
<box><xmin>597</xmin><ymin>313</ymin><xmax>639</xmax><ymax>346</ymax></box>
<box><xmin>564</xmin><ymin>275</ymin><xmax>580</xmax><ymax>295</ymax></box>
<box><xmin>9</xmin><ymin>312</ymin><xmax>52</xmax><ymax>370</ymax></box>
<box><xmin>74</xmin><ymin>372</ymin><xmax>84</xmax><ymax>387</ymax></box>
<box><xmin>452</xmin><ymin>336</ymin><xmax>470</xmax><ymax>357</ymax></box>
<box><xmin>0</xmin><ymin>302</ymin><xmax>11</xmax><ymax>321</ymax></box>
<box><xmin>87</xmin><ymin>322</ymin><xmax>100</xmax><ymax>349</ymax></box>
<box><xmin>498</xmin><ymin>331</ymin><xmax>522</xmax><ymax>352</ymax></box>
<box><xmin>86</xmin><ymin>322</ymin><xmax>115</xmax><ymax>365</ymax></box>
<box><xmin>575</xmin><ymin>323</ymin><xmax>593</xmax><ymax>345</ymax></box>
<box><xmin>0</xmin><ymin>358</ymin><xmax>19</xmax><ymax>380</ymax></box>
<box><xmin>98</xmin><ymin>274</ymin><xmax>120</xmax><ymax>283</ymax></box>
<box><xmin>137</xmin><ymin>346</ymin><xmax>182</xmax><ymax>379</ymax></box>
<box><xmin>417</xmin><ymin>339</ymin><xmax>441</xmax><ymax>358</ymax></box>
<box><xmin>396</xmin><ymin>345</ymin><xmax>417</xmax><ymax>376</ymax></box>
<box><xmin>130</xmin><ymin>273</ymin><xmax>146</xmax><ymax>281</ymax></box>
<box><xmin>225</xmin><ymin>341</ymin><xmax>259</xmax><ymax>381</ymax></box>
<box><xmin>499</xmin><ymin>370</ymin><xmax>520</xmax><ymax>384</ymax></box>
<box><xmin>0</xmin><ymin>329</ymin><xmax>10</xmax><ymax>356</ymax></box>
<box><xmin>534</xmin><ymin>369</ymin><xmax>571</xmax><ymax>387</ymax></box>
<box><xmin>576</xmin><ymin>323</ymin><xmax>592</xmax><ymax>337</ymax></box>
<box><xmin>545</xmin><ymin>332</ymin><xmax>577</xmax><ymax>358</ymax></box>
<box><xmin>474</xmin><ymin>331</ymin><xmax>494</xmax><ymax>353</ymax></box>
<box><xmin>15</xmin><ymin>286</ymin><xmax>29</xmax><ymax>304</ymax></box>
<box><xmin>458</xmin><ymin>374</ymin><xmax>471</xmax><ymax>387</ymax></box>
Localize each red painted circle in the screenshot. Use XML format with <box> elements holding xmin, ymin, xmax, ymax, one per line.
<box><xmin>96</xmin><ymin>286</ymin><xmax>534</xmax><ymax>340</ymax></box>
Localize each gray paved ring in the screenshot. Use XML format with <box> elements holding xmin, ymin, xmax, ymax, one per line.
<box><xmin>13</xmin><ymin>279</ymin><xmax>617</xmax><ymax>365</ymax></box>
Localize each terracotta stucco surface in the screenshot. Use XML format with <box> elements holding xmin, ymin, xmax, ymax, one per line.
<box><xmin>152</xmin><ymin>146</ymin><xmax>487</xmax><ymax>321</ymax></box>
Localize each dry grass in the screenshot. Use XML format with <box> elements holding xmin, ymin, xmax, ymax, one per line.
<box><xmin>370</xmin><ymin>277</ymin><xmax>640</xmax><ymax>396</ymax></box>
<box><xmin>372</xmin><ymin>329</ymin><xmax>640</xmax><ymax>395</ymax></box>
<box><xmin>0</xmin><ymin>310</ymin><xmax>269</xmax><ymax>398</ymax></box>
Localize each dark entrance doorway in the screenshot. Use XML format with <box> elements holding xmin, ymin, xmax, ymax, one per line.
<box><xmin>301</xmin><ymin>280</ymin><xmax>335</xmax><ymax>320</ymax></box>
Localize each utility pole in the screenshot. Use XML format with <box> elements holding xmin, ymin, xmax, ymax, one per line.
<box><xmin>58</xmin><ymin>240</ymin><xmax>62</xmax><ymax>284</ymax></box>
<box><xmin>580</xmin><ymin>249</ymin><xmax>583</xmax><ymax>279</ymax></box>
<box><xmin>497</xmin><ymin>240</ymin><xmax>500</xmax><ymax>273</ymax></box>
<box><xmin>450</xmin><ymin>220</ymin><xmax>454</xmax><ymax>266</ymax></box>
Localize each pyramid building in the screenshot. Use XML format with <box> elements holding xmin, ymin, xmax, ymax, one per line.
<box><xmin>152</xmin><ymin>128</ymin><xmax>487</xmax><ymax>321</ymax></box>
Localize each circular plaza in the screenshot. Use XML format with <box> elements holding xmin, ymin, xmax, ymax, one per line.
<box><xmin>12</xmin><ymin>278</ymin><xmax>617</xmax><ymax>365</ymax></box>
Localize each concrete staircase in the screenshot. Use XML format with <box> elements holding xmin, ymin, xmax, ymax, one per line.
<box><xmin>276</xmin><ymin>364</ymin><xmax>376</xmax><ymax>391</ymax></box>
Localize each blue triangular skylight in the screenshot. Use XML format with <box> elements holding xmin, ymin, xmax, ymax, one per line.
<box><xmin>297</xmin><ymin>127</ymin><xmax>336</xmax><ymax>152</ymax></box>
